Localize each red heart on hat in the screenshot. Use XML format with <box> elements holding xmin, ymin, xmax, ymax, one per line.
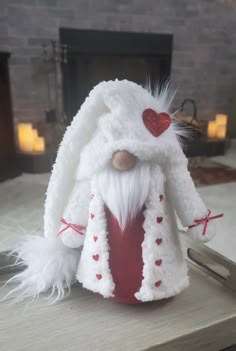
<box><xmin>142</xmin><ymin>108</ymin><xmax>171</xmax><ymax>137</ymax></box>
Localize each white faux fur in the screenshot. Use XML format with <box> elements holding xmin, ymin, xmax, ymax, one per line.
<box><xmin>5</xmin><ymin>236</ymin><xmax>80</xmax><ymax>302</ymax></box>
<box><xmin>145</xmin><ymin>80</ymin><xmax>191</xmax><ymax>145</ymax></box>
<box><xmin>77</xmin><ymin>81</ymin><xmax>186</xmax><ymax>180</ymax></box>
<box><xmin>77</xmin><ymin>177</ymin><xmax>115</xmax><ymax>298</ymax></box>
<box><xmin>97</xmin><ymin>162</ymin><xmax>151</xmax><ymax>231</ymax></box>
<box><xmin>7</xmin><ymin>79</ymin><xmax>218</xmax><ymax>302</ymax></box>
<box><xmin>59</xmin><ymin>179</ymin><xmax>91</xmax><ymax>249</ymax></box>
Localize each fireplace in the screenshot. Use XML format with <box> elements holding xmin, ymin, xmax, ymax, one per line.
<box><xmin>0</xmin><ymin>53</ymin><xmax>21</xmax><ymax>181</ymax></box>
<box><xmin>60</xmin><ymin>29</ymin><xmax>173</xmax><ymax>124</ymax></box>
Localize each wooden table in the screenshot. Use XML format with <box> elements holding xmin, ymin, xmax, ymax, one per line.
<box><xmin>0</xmin><ymin>265</ymin><xmax>235</xmax><ymax>351</ymax></box>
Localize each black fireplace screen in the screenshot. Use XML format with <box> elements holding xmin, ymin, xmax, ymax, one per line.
<box><xmin>60</xmin><ymin>29</ymin><xmax>173</xmax><ymax>123</ymax></box>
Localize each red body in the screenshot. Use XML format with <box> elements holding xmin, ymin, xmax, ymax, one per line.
<box><xmin>105</xmin><ymin>206</ymin><xmax>145</xmax><ymax>304</ymax></box>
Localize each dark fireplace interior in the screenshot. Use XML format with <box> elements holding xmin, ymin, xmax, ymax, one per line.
<box><xmin>60</xmin><ymin>29</ymin><xmax>173</xmax><ymax>123</ymax></box>
<box><xmin>0</xmin><ymin>53</ymin><xmax>20</xmax><ymax>181</ymax></box>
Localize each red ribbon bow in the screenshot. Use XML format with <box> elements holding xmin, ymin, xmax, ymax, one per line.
<box><xmin>188</xmin><ymin>210</ymin><xmax>223</xmax><ymax>235</ymax></box>
<box><xmin>56</xmin><ymin>218</ymin><xmax>85</xmax><ymax>237</ymax></box>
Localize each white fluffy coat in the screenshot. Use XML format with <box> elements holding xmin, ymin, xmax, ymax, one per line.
<box><xmin>8</xmin><ymin>80</ymin><xmax>217</xmax><ymax>302</ymax></box>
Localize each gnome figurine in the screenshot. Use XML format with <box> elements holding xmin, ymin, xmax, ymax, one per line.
<box><xmin>10</xmin><ymin>80</ymin><xmax>223</xmax><ymax>303</ymax></box>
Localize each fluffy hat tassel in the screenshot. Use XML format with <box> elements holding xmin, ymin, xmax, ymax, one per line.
<box><xmin>3</xmin><ymin>236</ymin><xmax>80</xmax><ymax>303</ymax></box>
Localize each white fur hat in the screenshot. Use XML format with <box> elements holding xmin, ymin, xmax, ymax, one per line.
<box><xmin>7</xmin><ymin>79</ymin><xmax>187</xmax><ymax>301</ymax></box>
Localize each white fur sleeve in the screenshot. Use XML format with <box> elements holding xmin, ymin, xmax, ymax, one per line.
<box><xmin>165</xmin><ymin>163</ymin><xmax>216</xmax><ymax>243</ymax></box>
<box><xmin>59</xmin><ymin>179</ymin><xmax>91</xmax><ymax>248</ymax></box>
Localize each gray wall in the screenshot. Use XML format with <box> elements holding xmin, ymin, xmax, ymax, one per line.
<box><xmin>1</xmin><ymin>0</ymin><xmax>236</xmax><ymax>134</ymax></box>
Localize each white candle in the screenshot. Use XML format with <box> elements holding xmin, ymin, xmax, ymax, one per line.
<box><xmin>33</xmin><ymin>137</ymin><xmax>45</xmax><ymax>153</ymax></box>
<box><xmin>32</xmin><ymin>128</ymin><xmax>38</xmax><ymax>139</ymax></box>
<box><xmin>207</xmin><ymin>121</ymin><xmax>217</xmax><ymax>138</ymax></box>
<box><xmin>215</xmin><ymin>114</ymin><xmax>228</xmax><ymax>126</ymax></box>
<box><xmin>18</xmin><ymin>123</ymin><xmax>34</xmax><ymax>153</ymax></box>
<box><xmin>216</xmin><ymin>125</ymin><xmax>227</xmax><ymax>139</ymax></box>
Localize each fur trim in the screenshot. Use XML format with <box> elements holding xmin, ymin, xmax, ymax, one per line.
<box><xmin>77</xmin><ymin>178</ymin><xmax>115</xmax><ymax>298</ymax></box>
<box><xmin>145</xmin><ymin>80</ymin><xmax>192</xmax><ymax>147</ymax></box>
<box><xmin>135</xmin><ymin>165</ymin><xmax>189</xmax><ymax>301</ymax></box>
<box><xmin>145</xmin><ymin>80</ymin><xmax>176</xmax><ymax>112</ymax></box>
<box><xmin>4</xmin><ymin>236</ymin><xmax>80</xmax><ymax>302</ymax></box>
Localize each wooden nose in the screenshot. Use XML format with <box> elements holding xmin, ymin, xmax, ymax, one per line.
<box><xmin>112</xmin><ymin>150</ymin><xmax>137</xmax><ymax>171</ymax></box>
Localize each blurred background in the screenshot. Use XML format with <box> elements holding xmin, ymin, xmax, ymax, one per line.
<box><xmin>0</xmin><ymin>0</ymin><xmax>236</xmax><ymax>261</ymax></box>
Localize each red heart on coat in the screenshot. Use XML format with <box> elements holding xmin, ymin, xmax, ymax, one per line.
<box><xmin>142</xmin><ymin>109</ymin><xmax>171</xmax><ymax>137</ymax></box>
<box><xmin>93</xmin><ymin>236</ymin><xmax>98</xmax><ymax>242</ymax></box>
<box><xmin>92</xmin><ymin>254</ymin><xmax>99</xmax><ymax>261</ymax></box>
<box><xmin>96</xmin><ymin>274</ymin><xmax>102</xmax><ymax>280</ymax></box>
<box><xmin>159</xmin><ymin>194</ymin><xmax>164</xmax><ymax>202</ymax></box>
<box><xmin>156</xmin><ymin>238</ymin><xmax>162</xmax><ymax>245</ymax></box>
<box><xmin>90</xmin><ymin>213</ymin><xmax>95</xmax><ymax>219</ymax></box>
<box><xmin>155</xmin><ymin>280</ymin><xmax>162</xmax><ymax>288</ymax></box>
<box><xmin>156</xmin><ymin>216</ymin><xmax>163</xmax><ymax>224</ymax></box>
<box><xmin>155</xmin><ymin>259</ymin><xmax>162</xmax><ymax>266</ymax></box>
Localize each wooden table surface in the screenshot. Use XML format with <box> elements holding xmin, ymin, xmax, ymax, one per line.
<box><xmin>0</xmin><ymin>265</ymin><xmax>235</xmax><ymax>351</ymax></box>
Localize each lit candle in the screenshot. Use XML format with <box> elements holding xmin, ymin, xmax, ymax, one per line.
<box><xmin>216</xmin><ymin>114</ymin><xmax>228</xmax><ymax>126</ymax></box>
<box><xmin>33</xmin><ymin>137</ymin><xmax>45</xmax><ymax>153</ymax></box>
<box><xmin>215</xmin><ymin>114</ymin><xmax>228</xmax><ymax>139</ymax></box>
<box><xmin>18</xmin><ymin>123</ymin><xmax>34</xmax><ymax>152</ymax></box>
<box><xmin>32</xmin><ymin>128</ymin><xmax>38</xmax><ymax>139</ymax></box>
<box><xmin>216</xmin><ymin>125</ymin><xmax>227</xmax><ymax>139</ymax></box>
<box><xmin>207</xmin><ymin>121</ymin><xmax>217</xmax><ymax>138</ymax></box>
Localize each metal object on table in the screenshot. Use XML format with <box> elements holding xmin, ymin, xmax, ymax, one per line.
<box><xmin>0</xmin><ymin>251</ymin><xmax>25</xmax><ymax>275</ymax></box>
<box><xmin>181</xmin><ymin>234</ymin><xmax>236</xmax><ymax>291</ymax></box>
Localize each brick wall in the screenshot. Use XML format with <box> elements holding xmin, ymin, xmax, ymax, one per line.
<box><xmin>1</xmin><ymin>0</ymin><xmax>236</xmax><ymax>135</ymax></box>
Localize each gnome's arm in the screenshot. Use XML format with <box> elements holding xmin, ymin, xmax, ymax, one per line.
<box><xmin>58</xmin><ymin>179</ymin><xmax>90</xmax><ymax>248</ymax></box>
<box><xmin>165</xmin><ymin>162</ymin><xmax>219</xmax><ymax>243</ymax></box>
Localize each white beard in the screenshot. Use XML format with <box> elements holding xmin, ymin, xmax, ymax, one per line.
<box><xmin>97</xmin><ymin>162</ymin><xmax>151</xmax><ymax>231</ymax></box>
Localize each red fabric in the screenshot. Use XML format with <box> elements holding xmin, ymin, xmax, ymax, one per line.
<box><xmin>105</xmin><ymin>206</ymin><xmax>145</xmax><ymax>304</ymax></box>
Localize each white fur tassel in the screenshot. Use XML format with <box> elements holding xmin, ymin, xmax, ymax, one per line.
<box><xmin>3</xmin><ymin>236</ymin><xmax>80</xmax><ymax>303</ymax></box>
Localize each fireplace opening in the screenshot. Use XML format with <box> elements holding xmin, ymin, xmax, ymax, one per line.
<box><xmin>60</xmin><ymin>29</ymin><xmax>173</xmax><ymax>124</ymax></box>
<box><xmin>0</xmin><ymin>53</ymin><xmax>21</xmax><ymax>181</ymax></box>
